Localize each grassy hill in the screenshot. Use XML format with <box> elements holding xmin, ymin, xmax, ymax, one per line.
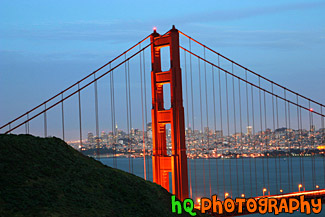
<box><xmin>0</xmin><ymin>134</ymin><xmax>200</xmax><ymax>217</ymax></box>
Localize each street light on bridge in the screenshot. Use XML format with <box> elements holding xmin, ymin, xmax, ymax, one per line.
<box><xmin>225</xmin><ymin>192</ymin><xmax>229</xmax><ymax>198</ymax></box>
<box><xmin>298</xmin><ymin>184</ymin><xmax>302</xmax><ymax>192</ymax></box>
<box><xmin>263</xmin><ymin>188</ymin><xmax>267</xmax><ymax>196</ymax></box>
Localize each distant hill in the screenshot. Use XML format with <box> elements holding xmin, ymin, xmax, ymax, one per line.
<box><xmin>0</xmin><ymin>134</ymin><xmax>200</xmax><ymax>217</ymax></box>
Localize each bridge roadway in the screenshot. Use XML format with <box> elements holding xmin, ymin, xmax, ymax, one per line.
<box><xmin>195</xmin><ymin>189</ymin><xmax>325</xmax><ymax>216</ymax></box>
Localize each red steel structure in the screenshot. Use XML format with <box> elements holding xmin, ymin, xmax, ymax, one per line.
<box><xmin>150</xmin><ymin>26</ymin><xmax>189</xmax><ymax>201</ymax></box>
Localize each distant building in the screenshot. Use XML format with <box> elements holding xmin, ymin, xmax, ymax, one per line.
<box><xmin>247</xmin><ymin>126</ymin><xmax>252</xmax><ymax>135</ymax></box>
<box><xmin>87</xmin><ymin>132</ymin><xmax>94</xmax><ymax>143</ymax></box>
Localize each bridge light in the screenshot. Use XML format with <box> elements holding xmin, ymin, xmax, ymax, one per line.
<box><xmin>280</xmin><ymin>189</ymin><xmax>283</xmax><ymax>193</ymax></box>
<box><xmin>225</xmin><ymin>192</ymin><xmax>229</xmax><ymax>198</ymax></box>
<box><xmin>241</xmin><ymin>194</ymin><xmax>245</xmax><ymax>197</ymax></box>
<box><xmin>263</xmin><ymin>188</ymin><xmax>267</xmax><ymax>196</ymax></box>
<box><xmin>309</xmin><ymin>108</ymin><xmax>313</xmax><ymax>112</ymax></box>
<box><xmin>298</xmin><ymin>184</ymin><xmax>302</xmax><ymax>192</ymax></box>
<box><xmin>316</xmin><ymin>185</ymin><xmax>319</xmax><ymax>189</ymax></box>
<box><xmin>197</xmin><ymin>198</ymin><xmax>200</xmax><ymax>203</ymax></box>
<box><xmin>153</xmin><ymin>26</ymin><xmax>157</xmax><ymax>32</ymax></box>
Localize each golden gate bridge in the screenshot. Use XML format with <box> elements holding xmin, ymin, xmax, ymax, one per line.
<box><xmin>1</xmin><ymin>26</ymin><xmax>324</xmax><ymax>214</ymax></box>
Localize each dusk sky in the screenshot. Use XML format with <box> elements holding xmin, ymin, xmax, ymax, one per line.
<box><xmin>1</xmin><ymin>0</ymin><xmax>324</xmax><ymax>138</ymax></box>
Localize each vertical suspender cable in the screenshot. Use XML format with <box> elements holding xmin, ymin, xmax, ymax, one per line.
<box><xmin>61</xmin><ymin>93</ymin><xmax>65</xmax><ymax>141</ymax></box>
<box><xmin>127</xmin><ymin>61</ymin><xmax>134</xmax><ymax>173</ymax></box>
<box><xmin>140</xmin><ymin>45</ymin><xmax>146</xmax><ymax>180</ymax></box>
<box><xmin>245</xmin><ymin>71</ymin><xmax>252</xmax><ymax>197</ymax></box>
<box><xmin>288</xmin><ymin>99</ymin><xmax>293</xmax><ymax>190</ymax></box>
<box><xmin>284</xmin><ymin>89</ymin><xmax>290</xmax><ymax>192</ymax></box>
<box><xmin>322</xmin><ymin>105</ymin><xmax>325</xmax><ymax>185</ymax></box>
<box><xmin>276</xmin><ymin>97</ymin><xmax>282</xmax><ymax>192</ymax></box>
<box><xmin>218</xmin><ymin>56</ymin><xmax>226</xmax><ymax>198</ymax></box>
<box><xmin>125</xmin><ymin>55</ymin><xmax>131</xmax><ymax>173</ymax></box>
<box><xmin>297</xmin><ymin>95</ymin><xmax>302</xmax><ymax>186</ymax></box>
<box><xmin>238</xmin><ymin>78</ymin><xmax>245</xmax><ymax>196</ymax></box>
<box><xmin>198</xmin><ymin>58</ymin><xmax>206</xmax><ymax>197</ymax></box>
<box><xmin>258</xmin><ymin>77</ymin><xmax>265</xmax><ymax>191</ymax></box>
<box><xmin>78</xmin><ymin>83</ymin><xmax>83</xmax><ymax>151</ymax></box>
<box><xmin>212</xmin><ymin>65</ymin><xmax>219</xmax><ymax>197</ymax></box>
<box><xmin>251</xmin><ymin>85</ymin><xmax>258</xmax><ymax>196</ymax></box>
<box><xmin>231</xmin><ymin>64</ymin><xmax>239</xmax><ymax>197</ymax></box>
<box><xmin>184</xmin><ymin>49</ymin><xmax>193</xmax><ymax>199</ymax></box>
<box><xmin>225</xmin><ymin>71</ymin><xmax>232</xmax><ymax>197</ymax></box>
<box><xmin>204</xmin><ymin>48</ymin><xmax>212</xmax><ymax>197</ymax></box>
<box><xmin>264</xmin><ymin>91</ymin><xmax>270</xmax><ymax>195</ymax></box>
<box><xmin>143</xmin><ymin>50</ymin><xmax>149</xmax><ymax>179</ymax></box>
<box><xmin>189</xmin><ymin>38</ymin><xmax>197</xmax><ymax>199</ymax></box>
<box><xmin>44</xmin><ymin>103</ymin><xmax>47</xmax><ymax>137</ymax></box>
<box><xmin>272</xmin><ymin>84</ymin><xmax>278</xmax><ymax>193</ymax></box>
<box><xmin>94</xmin><ymin>74</ymin><xmax>100</xmax><ymax>159</ymax></box>
<box><xmin>300</xmin><ymin>105</ymin><xmax>305</xmax><ymax>190</ymax></box>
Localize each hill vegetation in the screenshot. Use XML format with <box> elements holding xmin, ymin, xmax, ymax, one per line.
<box><xmin>0</xmin><ymin>134</ymin><xmax>200</xmax><ymax>217</ymax></box>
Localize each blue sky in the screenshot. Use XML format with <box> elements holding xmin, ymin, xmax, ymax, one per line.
<box><xmin>0</xmin><ymin>0</ymin><xmax>324</xmax><ymax>138</ymax></box>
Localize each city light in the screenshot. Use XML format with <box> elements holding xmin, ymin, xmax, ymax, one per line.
<box><xmin>197</xmin><ymin>198</ymin><xmax>201</xmax><ymax>204</ymax></box>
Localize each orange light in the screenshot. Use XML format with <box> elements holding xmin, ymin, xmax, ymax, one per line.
<box><xmin>280</xmin><ymin>189</ymin><xmax>283</xmax><ymax>193</ymax></box>
<box><xmin>263</xmin><ymin>188</ymin><xmax>267</xmax><ymax>192</ymax></box>
<box><xmin>241</xmin><ymin>194</ymin><xmax>245</xmax><ymax>197</ymax></box>
<box><xmin>299</xmin><ymin>184</ymin><xmax>302</xmax><ymax>188</ymax></box>
<box><xmin>316</xmin><ymin>185</ymin><xmax>319</xmax><ymax>189</ymax></box>
<box><xmin>225</xmin><ymin>192</ymin><xmax>229</xmax><ymax>198</ymax></box>
<box><xmin>197</xmin><ymin>198</ymin><xmax>201</xmax><ymax>204</ymax></box>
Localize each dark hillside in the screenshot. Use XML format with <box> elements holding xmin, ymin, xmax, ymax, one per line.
<box><xmin>0</xmin><ymin>134</ymin><xmax>200</xmax><ymax>217</ymax></box>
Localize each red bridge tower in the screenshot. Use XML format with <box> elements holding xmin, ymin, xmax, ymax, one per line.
<box><xmin>150</xmin><ymin>26</ymin><xmax>189</xmax><ymax>201</ymax></box>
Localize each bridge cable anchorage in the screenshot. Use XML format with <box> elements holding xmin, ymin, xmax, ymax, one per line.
<box><xmin>211</xmin><ymin>64</ymin><xmax>219</xmax><ymax>198</ymax></box>
<box><xmin>258</xmin><ymin>77</ymin><xmax>266</xmax><ymax>195</ymax></box>
<box><xmin>245</xmin><ymin>70</ymin><xmax>253</xmax><ymax>197</ymax></box>
<box><xmin>94</xmin><ymin>73</ymin><xmax>100</xmax><ymax>159</ymax></box>
<box><xmin>0</xmin><ymin>34</ymin><xmax>152</xmax><ymax>131</ymax></box>
<box><xmin>184</xmin><ymin>48</ymin><xmax>193</xmax><ymax>198</ymax></box>
<box><xmin>78</xmin><ymin>83</ymin><xmax>83</xmax><ymax>152</ymax></box>
<box><xmin>139</xmin><ymin>44</ymin><xmax>146</xmax><ymax>180</ymax></box>
<box><xmin>203</xmin><ymin>47</ymin><xmax>212</xmax><ymax>198</ymax></box>
<box><xmin>178</xmin><ymin>30</ymin><xmax>325</xmax><ymax>109</ymax></box>
<box><xmin>4</xmin><ymin>41</ymin><xmax>155</xmax><ymax>135</ymax></box>
<box><xmin>231</xmin><ymin>63</ymin><xmax>239</xmax><ymax>198</ymax></box>
<box><xmin>61</xmin><ymin>93</ymin><xmax>65</xmax><ymax>141</ymax></box>
<box><xmin>225</xmin><ymin>67</ymin><xmax>232</xmax><ymax>198</ymax></box>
